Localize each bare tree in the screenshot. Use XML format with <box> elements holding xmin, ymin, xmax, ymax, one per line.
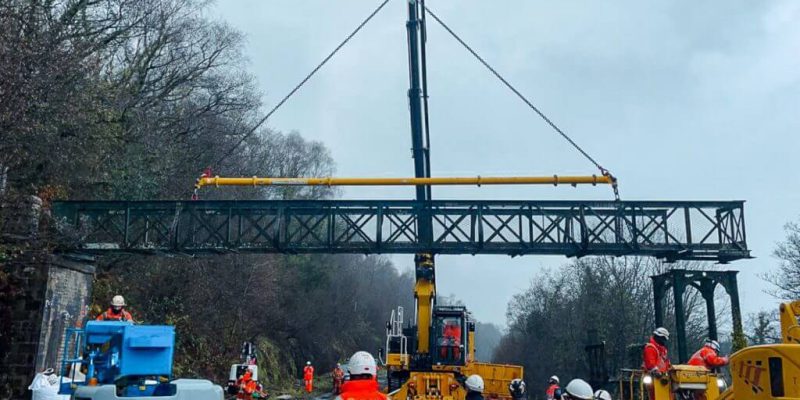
<box><xmin>745</xmin><ymin>311</ymin><xmax>780</xmax><ymax>345</ymax></box>
<box><xmin>493</xmin><ymin>257</ymin><xmax>721</xmax><ymax>399</ymax></box>
<box><xmin>767</xmin><ymin>220</ymin><xmax>800</xmax><ymax>299</ymax></box>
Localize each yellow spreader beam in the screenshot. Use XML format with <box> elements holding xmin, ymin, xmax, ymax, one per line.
<box><xmin>195</xmin><ymin>175</ymin><xmax>615</xmax><ymax>189</ymax></box>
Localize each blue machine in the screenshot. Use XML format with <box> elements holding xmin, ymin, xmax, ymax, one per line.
<box><xmin>59</xmin><ymin>321</ymin><xmax>176</xmax><ymax>396</ymax></box>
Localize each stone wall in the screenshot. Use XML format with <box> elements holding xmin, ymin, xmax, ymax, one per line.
<box><xmin>0</xmin><ymin>250</ymin><xmax>50</xmax><ymax>399</ymax></box>
<box><xmin>35</xmin><ymin>255</ymin><xmax>95</xmax><ymax>373</ymax></box>
<box><xmin>0</xmin><ymin>195</ymin><xmax>95</xmax><ymax>399</ymax></box>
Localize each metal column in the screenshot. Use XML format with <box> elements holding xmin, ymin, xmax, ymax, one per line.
<box><xmin>671</xmin><ymin>273</ymin><xmax>689</xmax><ymax>363</ymax></box>
<box><xmin>700</xmin><ymin>278</ymin><xmax>718</xmax><ymax>341</ymax></box>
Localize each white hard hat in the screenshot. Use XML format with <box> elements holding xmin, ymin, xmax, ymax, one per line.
<box><xmin>111</xmin><ymin>295</ymin><xmax>126</xmax><ymax>307</ymax></box>
<box><xmin>465</xmin><ymin>375</ymin><xmax>484</xmax><ymax>393</ymax></box>
<box><xmin>653</xmin><ymin>327</ymin><xmax>669</xmax><ymax>339</ymax></box>
<box><xmin>347</xmin><ymin>351</ymin><xmax>377</xmax><ymax>377</ymax></box>
<box><xmin>565</xmin><ymin>379</ymin><xmax>594</xmax><ymax>400</ymax></box>
<box><xmin>706</xmin><ymin>339</ymin><xmax>720</xmax><ymax>352</ymax></box>
<box><xmin>306</xmin><ymin>361</ymin><xmax>311</xmax><ymax>366</ymax></box>
<box><xmin>550</xmin><ymin>375</ymin><xmax>560</xmax><ymax>384</ymax></box>
<box><xmin>594</xmin><ymin>389</ymin><xmax>612</xmax><ymax>400</ymax></box>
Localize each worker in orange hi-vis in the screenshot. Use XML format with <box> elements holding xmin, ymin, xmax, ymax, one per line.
<box><xmin>335</xmin><ymin>351</ymin><xmax>386</xmax><ymax>400</ymax></box>
<box><xmin>642</xmin><ymin>327</ymin><xmax>671</xmax><ymax>400</ymax></box>
<box><xmin>687</xmin><ymin>339</ymin><xmax>729</xmax><ymax>370</ymax></box>
<box><xmin>96</xmin><ymin>295</ymin><xmax>134</xmax><ymax>322</ymax></box>
<box><xmin>332</xmin><ymin>363</ymin><xmax>345</xmax><ymax>394</ymax></box>
<box><xmin>303</xmin><ymin>361</ymin><xmax>314</xmax><ymax>393</ymax></box>
<box><xmin>236</xmin><ymin>370</ymin><xmax>255</xmax><ymax>399</ymax></box>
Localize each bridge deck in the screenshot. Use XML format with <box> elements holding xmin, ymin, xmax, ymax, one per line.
<box><xmin>51</xmin><ymin>200</ymin><xmax>749</xmax><ymax>262</ymax></box>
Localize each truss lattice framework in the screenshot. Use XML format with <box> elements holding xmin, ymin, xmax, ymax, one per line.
<box><xmin>51</xmin><ymin>200</ymin><xmax>749</xmax><ymax>262</ymax></box>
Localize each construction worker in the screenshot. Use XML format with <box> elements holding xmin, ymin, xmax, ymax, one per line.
<box><xmin>562</xmin><ymin>379</ymin><xmax>594</xmax><ymax>400</ymax></box>
<box><xmin>336</xmin><ymin>351</ymin><xmax>386</xmax><ymax>400</ymax></box>
<box><xmin>508</xmin><ymin>378</ymin><xmax>527</xmax><ymax>400</ymax></box>
<box><xmin>642</xmin><ymin>327</ymin><xmax>671</xmax><ymax>400</ymax></box>
<box><xmin>236</xmin><ymin>369</ymin><xmax>267</xmax><ymax>399</ymax></box>
<box><xmin>546</xmin><ymin>376</ymin><xmax>561</xmax><ymax>399</ymax></box>
<box><xmin>642</xmin><ymin>327</ymin><xmax>671</xmax><ymax>376</ymax></box>
<box><xmin>545</xmin><ymin>376</ymin><xmax>561</xmax><ymax>400</ymax></box>
<box><xmin>594</xmin><ymin>390</ymin><xmax>612</xmax><ymax>400</ymax></box>
<box><xmin>440</xmin><ymin>319</ymin><xmax>462</xmax><ymax>361</ymax></box>
<box><xmin>687</xmin><ymin>339</ymin><xmax>729</xmax><ymax>370</ymax></box>
<box><xmin>303</xmin><ymin>361</ymin><xmax>314</xmax><ymax>393</ymax></box>
<box><xmin>332</xmin><ymin>363</ymin><xmax>345</xmax><ymax>394</ymax></box>
<box><xmin>96</xmin><ymin>295</ymin><xmax>134</xmax><ymax>322</ymax></box>
<box><xmin>464</xmin><ymin>374</ymin><xmax>484</xmax><ymax>400</ymax></box>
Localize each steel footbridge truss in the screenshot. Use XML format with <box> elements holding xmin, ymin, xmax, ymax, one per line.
<box><xmin>52</xmin><ymin>199</ymin><xmax>749</xmax><ymax>262</ymax></box>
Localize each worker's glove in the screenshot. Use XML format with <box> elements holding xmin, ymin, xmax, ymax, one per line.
<box><xmin>721</xmin><ymin>356</ymin><xmax>730</xmax><ymax>365</ymax></box>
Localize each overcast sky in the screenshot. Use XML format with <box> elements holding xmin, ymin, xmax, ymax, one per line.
<box><xmin>210</xmin><ymin>1</ymin><xmax>800</xmax><ymax>326</ymax></box>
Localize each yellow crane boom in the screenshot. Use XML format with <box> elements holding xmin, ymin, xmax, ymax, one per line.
<box><xmin>195</xmin><ymin>174</ymin><xmax>615</xmax><ymax>189</ymax></box>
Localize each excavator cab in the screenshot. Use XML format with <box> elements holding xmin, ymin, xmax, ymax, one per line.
<box><xmin>431</xmin><ymin>306</ymin><xmax>469</xmax><ymax>366</ymax></box>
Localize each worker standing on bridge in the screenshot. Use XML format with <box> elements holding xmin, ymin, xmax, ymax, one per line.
<box><xmin>545</xmin><ymin>376</ymin><xmax>561</xmax><ymax>400</ymax></box>
<box><xmin>464</xmin><ymin>374</ymin><xmax>485</xmax><ymax>400</ymax></box>
<box><xmin>96</xmin><ymin>295</ymin><xmax>134</xmax><ymax>322</ymax></box>
<box><xmin>303</xmin><ymin>361</ymin><xmax>314</xmax><ymax>393</ymax></box>
<box><xmin>336</xmin><ymin>351</ymin><xmax>386</xmax><ymax>400</ymax></box>
<box><xmin>688</xmin><ymin>339</ymin><xmax>729</xmax><ymax>370</ymax></box>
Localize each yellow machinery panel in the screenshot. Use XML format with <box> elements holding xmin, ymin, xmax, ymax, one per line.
<box><xmin>387</xmin><ymin>354</ymin><xmax>410</xmax><ymax>369</ymax></box>
<box><xmin>725</xmin><ymin>344</ymin><xmax>800</xmax><ymax>399</ymax></box>
<box><xmin>388</xmin><ymin>363</ymin><xmax>523</xmax><ymax>400</ymax></box>
<box><xmin>389</xmin><ymin>371</ymin><xmax>463</xmax><ymax>400</ymax></box>
<box><xmin>619</xmin><ymin>367</ymin><xmax>723</xmax><ymax>400</ymax></box>
<box><xmin>467</xmin><ymin>362</ymin><xmax>524</xmax><ymax>399</ymax></box>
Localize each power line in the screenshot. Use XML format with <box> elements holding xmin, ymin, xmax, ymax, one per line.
<box><xmin>213</xmin><ymin>0</ymin><xmax>392</xmax><ymax>168</ymax></box>
<box><xmin>423</xmin><ymin>6</ymin><xmax>619</xmax><ymax>200</ymax></box>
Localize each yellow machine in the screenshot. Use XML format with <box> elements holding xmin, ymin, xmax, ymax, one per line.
<box><xmin>633</xmin><ymin>366</ymin><xmax>724</xmax><ymax>400</ymax></box>
<box><xmin>623</xmin><ymin>301</ymin><xmax>800</xmax><ymax>400</ymax></box>
<box><xmin>383</xmin><ymin>253</ymin><xmax>523</xmax><ymax>400</ymax></box>
<box><xmin>721</xmin><ymin>300</ymin><xmax>800</xmax><ymax>399</ymax></box>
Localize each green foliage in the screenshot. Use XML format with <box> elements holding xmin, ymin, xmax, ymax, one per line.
<box><xmin>731</xmin><ymin>329</ymin><xmax>748</xmax><ymax>353</ymax></box>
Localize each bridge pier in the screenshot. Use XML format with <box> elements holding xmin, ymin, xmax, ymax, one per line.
<box><xmin>0</xmin><ymin>194</ymin><xmax>95</xmax><ymax>399</ymax></box>
<box><xmin>0</xmin><ymin>253</ymin><xmax>94</xmax><ymax>399</ymax></box>
<box><xmin>652</xmin><ymin>269</ymin><xmax>744</xmax><ymax>363</ymax></box>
